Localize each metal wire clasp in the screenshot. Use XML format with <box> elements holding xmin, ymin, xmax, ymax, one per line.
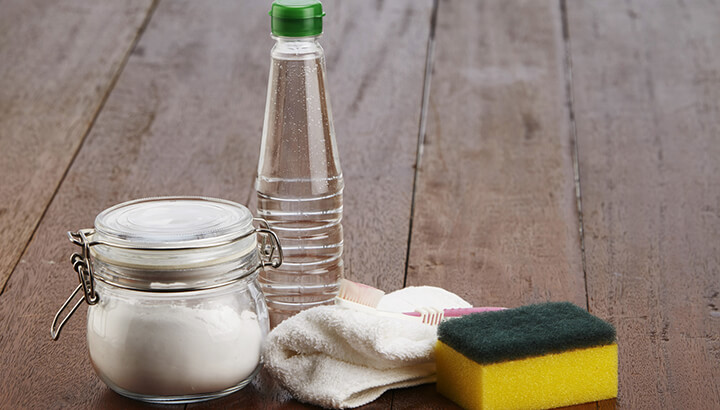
<box><xmin>50</xmin><ymin>222</ymin><xmax>281</xmax><ymax>341</ymax></box>
<box><xmin>50</xmin><ymin>229</ymin><xmax>100</xmax><ymax>341</ymax></box>
<box><xmin>254</xmin><ymin>218</ymin><xmax>283</xmax><ymax>268</ymax></box>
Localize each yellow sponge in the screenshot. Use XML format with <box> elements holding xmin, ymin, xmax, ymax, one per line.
<box><xmin>435</xmin><ymin>302</ymin><xmax>618</xmax><ymax>410</ymax></box>
<box><xmin>436</xmin><ymin>341</ymin><xmax>617</xmax><ymax>409</ymax></box>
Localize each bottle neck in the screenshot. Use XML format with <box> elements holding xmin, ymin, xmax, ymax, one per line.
<box><xmin>272</xmin><ymin>36</ymin><xmax>323</xmax><ymax>59</ymax></box>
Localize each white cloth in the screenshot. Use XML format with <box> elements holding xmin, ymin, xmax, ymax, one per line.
<box><xmin>263</xmin><ymin>286</ymin><xmax>471</xmax><ymax>409</ymax></box>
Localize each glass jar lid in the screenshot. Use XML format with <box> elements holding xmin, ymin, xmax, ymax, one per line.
<box><xmin>94</xmin><ymin>197</ymin><xmax>255</xmax><ymax>249</ymax></box>
<box><xmin>89</xmin><ymin>197</ymin><xmax>262</xmax><ymax>291</ymax></box>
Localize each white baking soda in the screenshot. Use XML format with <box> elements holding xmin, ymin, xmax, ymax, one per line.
<box><xmin>87</xmin><ymin>298</ymin><xmax>263</xmax><ymax>396</ymax></box>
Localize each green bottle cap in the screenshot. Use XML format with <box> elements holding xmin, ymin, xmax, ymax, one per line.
<box><xmin>269</xmin><ymin>0</ymin><xmax>325</xmax><ymax>37</ymax></box>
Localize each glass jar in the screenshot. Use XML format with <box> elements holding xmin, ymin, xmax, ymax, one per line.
<box><xmin>50</xmin><ymin>197</ymin><xmax>282</xmax><ymax>404</ymax></box>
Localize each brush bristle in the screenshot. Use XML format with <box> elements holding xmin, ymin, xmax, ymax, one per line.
<box><xmin>337</xmin><ymin>279</ymin><xmax>385</xmax><ymax>308</ymax></box>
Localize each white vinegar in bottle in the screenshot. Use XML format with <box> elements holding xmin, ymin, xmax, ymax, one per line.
<box><xmin>256</xmin><ymin>0</ymin><xmax>343</xmax><ymax>327</ymax></box>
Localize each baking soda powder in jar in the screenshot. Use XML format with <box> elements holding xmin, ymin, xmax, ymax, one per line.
<box><xmin>50</xmin><ymin>197</ymin><xmax>282</xmax><ymax>404</ymax></box>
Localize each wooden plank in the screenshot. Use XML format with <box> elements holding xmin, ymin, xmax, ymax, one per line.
<box><xmin>195</xmin><ymin>0</ymin><xmax>433</xmax><ymax>408</ymax></box>
<box><xmin>325</xmin><ymin>0</ymin><xmax>432</xmax><ymax>292</ymax></box>
<box><xmin>0</xmin><ymin>0</ymin><xmax>269</xmax><ymax>407</ymax></box>
<box><xmin>405</xmin><ymin>0</ymin><xmax>585</xmax><ymax>305</ymax></box>
<box><xmin>405</xmin><ymin>0</ymin><xmax>585</xmax><ymax>331</ymax></box>
<box><xmin>0</xmin><ymin>0</ymin><xmax>431</xmax><ymax>408</ymax></box>
<box><xmin>596</xmin><ymin>398</ymin><xmax>617</xmax><ymax>410</ymax></box>
<box><xmin>397</xmin><ymin>0</ymin><xmax>590</xmax><ymax>407</ymax></box>
<box><xmin>0</xmin><ymin>0</ymin><xmax>155</xmax><ymax>292</ymax></box>
<box><xmin>567</xmin><ymin>1</ymin><xmax>720</xmax><ymax>408</ymax></box>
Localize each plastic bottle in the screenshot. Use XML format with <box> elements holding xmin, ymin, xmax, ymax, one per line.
<box><xmin>256</xmin><ymin>0</ymin><xmax>343</xmax><ymax>327</ymax></box>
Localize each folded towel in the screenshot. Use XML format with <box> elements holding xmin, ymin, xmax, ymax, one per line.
<box><xmin>263</xmin><ymin>286</ymin><xmax>471</xmax><ymax>409</ymax></box>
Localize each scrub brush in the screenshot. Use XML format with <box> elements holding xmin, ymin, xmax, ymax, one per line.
<box><xmin>335</xmin><ymin>279</ymin><xmax>505</xmax><ymax>325</ymax></box>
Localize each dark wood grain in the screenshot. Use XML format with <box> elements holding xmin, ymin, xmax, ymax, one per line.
<box><xmin>595</xmin><ymin>399</ymin><xmax>617</xmax><ymax>410</ymax></box>
<box><xmin>404</xmin><ymin>0</ymin><xmax>585</xmax><ymax>325</ymax></box>
<box><xmin>0</xmin><ymin>0</ymin><xmax>432</xmax><ymax>408</ymax></box>
<box><xmin>331</xmin><ymin>0</ymin><xmax>431</xmax><ymax>292</ymax></box>
<box><xmin>567</xmin><ymin>1</ymin><xmax>720</xmax><ymax>408</ymax></box>
<box><xmin>397</xmin><ymin>0</ymin><xmax>591</xmax><ymax>408</ymax></box>
<box><xmin>0</xmin><ymin>0</ymin><xmax>155</xmax><ymax>292</ymax></box>
<box><xmin>404</xmin><ymin>0</ymin><xmax>585</xmax><ymax>306</ymax></box>
<box><xmin>4</xmin><ymin>0</ymin><xmax>717</xmax><ymax>408</ymax></box>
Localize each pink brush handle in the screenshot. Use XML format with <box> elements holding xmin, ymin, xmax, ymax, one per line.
<box><xmin>442</xmin><ymin>307</ymin><xmax>506</xmax><ymax>317</ymax></box>
<box><xmin>402</xmin><ymin>307</ymin><xmax>506</xmax><ymax>317</ymax></box>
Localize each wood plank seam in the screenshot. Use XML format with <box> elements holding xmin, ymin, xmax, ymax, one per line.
<box><xmin>395</xmin><ymin>0</ymin><xmax>438</xmax><ymax>407</ymax></box>
<box><xmin>398</xmin><ymin>0</ymin><xmax>588</xmax><ymax>405</ymax></box>
<box><xmin>559</xmin><ymin>0</ymin><xmax>590</xmax><ymax>311</ymax></box>
<box><xmin>402</xmin><ymin>0</ymin><xmax>439</xmax><ymax>289</ymax></box>
<box><xmin>0</xmin><ymin>0</ymin><xmax>160</xmax><ymax>297</ymax></box>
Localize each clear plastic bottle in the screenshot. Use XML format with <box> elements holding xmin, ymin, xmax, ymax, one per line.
<box><xmin>256</xmin><ymin>0</ymin><xmax>343</xmax><ymax>326</ymax></box>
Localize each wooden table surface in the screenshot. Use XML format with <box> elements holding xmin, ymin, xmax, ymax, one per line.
<box><xmin>1</xmin><ymin>0</ymin><xmax>718</xmax><ymax>409</ymax></box>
